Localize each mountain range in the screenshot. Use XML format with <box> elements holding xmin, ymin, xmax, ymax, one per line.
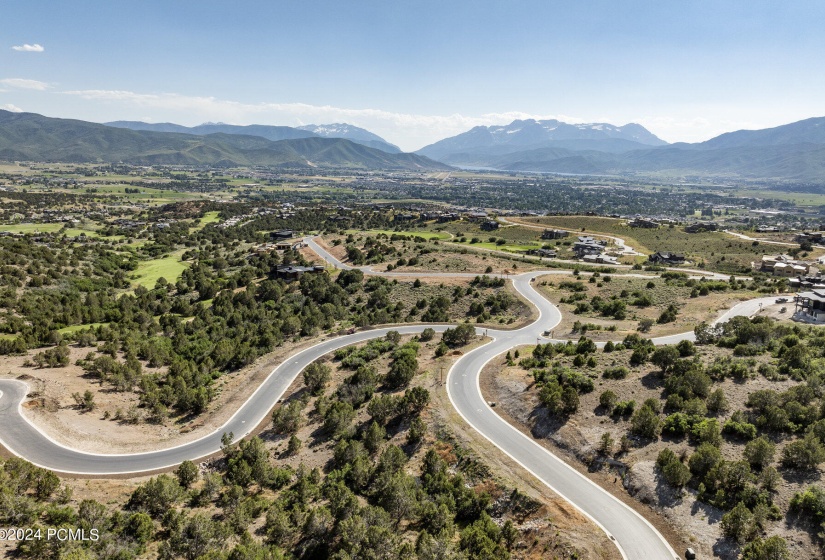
<box><xmin>0</xmin><ymin>111</ymin><xmax>445</xmax><ymax>170</ymax></box>
<box><xmin>107</xmin><ymin>120</ymin><xmax>401</xmax><ymax>154</ymax></box>
<box><xmin>3</xmin><ymin>109</ymin><xmax>825</xmax><ymax>181</ymax></box>
<box><xmin>415</xmin><ymin>117</ymin><xmax>825</xmax><ymax>181</ymax></box>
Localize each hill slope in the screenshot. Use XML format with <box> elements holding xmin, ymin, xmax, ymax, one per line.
<box><xmin>417</xmin><ymin>119</ymin><xmax>667</xmax><ymax>161</ymax></box>
<box><xmin>419</xmin><ymin>116</ymin><xmax>825</xmax><ymax>182</ymax></box>
<box><xmin>297</xmin><ymin>123</ymin><xmax>401</xmax><ymax>153</ymax></box>
<box><xmin>0</xmin><ymin>111</ymin><xmax>448</xmax><ymax>170</ymax></box>
<box><xmin>108</xmin><ymin>120</ymin><xmax>402</xmax><ymax>153</ymax></box>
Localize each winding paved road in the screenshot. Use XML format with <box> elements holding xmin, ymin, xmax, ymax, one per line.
<box><xmin>0</xmin><ymin>236</ymin><xmax>780</xmax><ymax>559</ymax></box>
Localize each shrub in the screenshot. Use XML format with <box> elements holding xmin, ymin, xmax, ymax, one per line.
<box><xmin>662</xmin><ymin>413</ymin><xmax>692</xmax><ymax>438</ymax></box>
<box><xmin>602</xmin><ymin>366</ymin><xmax>629</xmax><ymax>380</ymax></box>
<box><xmin>722</xmin><ymin>417</ymin><xmax>757</xmax><ymax>441</ymax></box>
<box><xmin>599</xmin><ymin>390</ymin><xmax>618</xmax><ymax>412</ymax></box>
<box><xmin>721</xmin><ymin>502</ymin><xmax>756</xmax><ymax>544</ymax></box>
<box><xmin>612</xmin><ymin>400</ymin><xmax>636</xmax><ymax>417</ymax></box>
<box><xmin>442</xmin><ymin>323</ymin><xmax>475</xmax><ymax>347</ymax></box>
<box><xmin>744</xmin><ymin>437</ymin><xmax>776</xmax><ymax>471</ymax></box>
<box><xmin>740</xmin><ymin>536</ymin><xmax>791</xmax><ymax>560</ymax></box>
<box><xmin>630</xmin><ymin>404</ymin><xmax>661</xmax><ymax>440</ymax></box>
<box><xmin>419</xmin><ymin>327</ymin><xmax>435</xmax><ymax>342</ymax></box>
<box><xmin>781</xmin><ymin>433</ymin><xmax>825</xmax><ymax>470</ymax></box>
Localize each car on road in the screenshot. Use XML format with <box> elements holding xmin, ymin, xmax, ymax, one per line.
<box><xmin>775</xmin><ymin>297</ymin><xmax>788</xmax><ymax>303</ymax></box>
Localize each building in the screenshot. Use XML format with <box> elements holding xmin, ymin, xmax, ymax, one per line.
<box><xmin>271</xmin><ymin>230</ymin><xmax>294</xmax><ymax>240</ymax></box>
<box><xmin>274</xmin><ymin>264</ymin><xmax>325</xmax><ymax>281</ymax></box>
<box><xmin>275</xmin><ymin>240</ymin><xmax>305</xmax><ymax>251</ymax></box>
<box><xmin>572</xmin><ymin>236</ymin><xmax>606</xmax><ymax>258</ymax></box>
<box><xmin>685</xmin><ymin>222</ymin><xmax>718</xmax><ymax>233</ymax></box>
<box><xmin>759</xmin><ymin>254</ymin><xmax>810</xmax><ymax>276</ymax></box>
<box><xmin>628</xmin><ymin>218</ymin><xmax>660</xmax><ymax>229</ymax></box>
<box><xmin>541</xmin><ymin>229</ymin><xmax>569</xmax><ymax>240</ymax></box>
<box><xmin>481</xmin><ymin>220</ymin><xmax>499</xmax><ymax>231</ymax></box>
<box><xmin>796</xmin><ymin>231</ymin><xmax>825</xmax><ymax>244</ymax></box>
<box><xmin>648</xmin><ymin>251</ymin><xmax>685</xmax><ymax>265</ymax></box>
<box><xmin>466</xmin><ymin>211</ymin><xmax>489</xmax><ymax>222</ymax></box>
<box><xmin>794</xmin><ymin>290</ymin><xmax>825</xmax><ymax>322</ymax></box>
<box><xmin>526</xmin><ymin>248</ymin><xmax>557</xmax><ymax>258</ymax></box>
<box><xmin>582</xmin><ymin>254</ymin><xmax>619</xmax><ymax>265</ymax></box>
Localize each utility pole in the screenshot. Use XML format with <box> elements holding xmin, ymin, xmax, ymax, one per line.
<box><xmin>440</xmin><ymin>365</ymin><xmax>444</xmax><ymax>385</ymax></box>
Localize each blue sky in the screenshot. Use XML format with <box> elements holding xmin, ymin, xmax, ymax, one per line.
<box><xmin>2</xmin><ymin>1</ymin><xmax>825</xmax><ymax>151</ymax></box>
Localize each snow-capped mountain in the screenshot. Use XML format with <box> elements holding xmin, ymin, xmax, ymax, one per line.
<box><xmin>297</xmin><ymin>123</ymin><xmax>401</xmax><ymax>153</ymax></box>
<box><xmin>416</xmin><ymin>119</ymin><xmax>667</xmax><ymax>161</ymax></box>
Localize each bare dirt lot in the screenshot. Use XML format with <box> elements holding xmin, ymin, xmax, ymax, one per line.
<box><xmin>537</xmin><ymin>274</ymin><xmax>765</xmax><ymax>341</ymax></box>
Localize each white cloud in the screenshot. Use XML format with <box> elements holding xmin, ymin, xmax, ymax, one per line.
<box><xmin>0</xmin><ymin>78</ymin><xmax>50</xmax><ymax>90</ymax></box>
<box><xmin>12</xmin><ymin>43</ymin><xmax>44</xmax><ymax>52</ymax></box>
<box><xmin>61</xmin><ymin>88</ymin><xmax>588</xmax><ymax>150</ymax></box>
<box><xmin>1</xmin><ymin>104</ymin><xmax>23</xmax><ymax>112</ymax></box>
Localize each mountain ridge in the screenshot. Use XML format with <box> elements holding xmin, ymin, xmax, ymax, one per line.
<box><xmin>0</xmin><ymin>111</ymin><xmax>448</xmax><ymax>170</ymax></box>
<box><xmin>107</xmin><ymin>120</ymin><xmax>401</xmax><ymax>153</ymax></box>
<box><xmin>417</xmin><ymin>116</ymin><xmax>825</xmax><ymax>182</ymax></box>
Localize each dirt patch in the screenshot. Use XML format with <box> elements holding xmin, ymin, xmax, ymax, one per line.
<box><xmin>0</xmin><ymin>334</ymin><xmax>376</xmax><ymax>454</ymax></box>
<box><xmin>480</xmin><ymin>345</ymin><xmax>823</xmax><ymax>560</ymax></box>
<box><xmin>536</xmin><ymin>274</ymin><xmax>762</xmax><ymax>341</ymax></box>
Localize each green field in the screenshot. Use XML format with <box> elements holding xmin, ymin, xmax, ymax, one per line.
<box><xmin>131</xmin><ymin>251</ymin><xmax>189</xmax><ymax>288</ymax></box>
<box><xmin>522</xmin><ymin>216</ymin><xmax>782</xmax><ymax>273</ymax></box>
<box><xmin>58</xmin><ymin>322</ymin><xmax>105</xmax><ymax>335</ymax></box>
<box><xmin>0</xmin><ymin>223</ymin><xmax>64</xmax><ymax>234</ymax></box>
<box><xmin>191</xmin><ymin>211</ymin><xmax>221</xmax><ymax>231</ymax></box>
<box><xmin>454</xmin><ymin>240</ymin><xmax>540</xmax><ymax>253</ymax></box>
<box><xmin>349</xmin><ymin>229</ymin><xmax>452</xmax><ymax>240</ymax></box>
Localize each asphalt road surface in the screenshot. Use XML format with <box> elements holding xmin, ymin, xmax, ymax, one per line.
<box><xmin>0</xmin><ymin>236</ymin><xmax>778</xmax><ymax>559</ymax></box>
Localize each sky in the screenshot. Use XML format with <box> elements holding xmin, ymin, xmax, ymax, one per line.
<box><xmin>2</xmin><ymin>0</ymin><xmax>825</xmax><ymax>152</ymax></box>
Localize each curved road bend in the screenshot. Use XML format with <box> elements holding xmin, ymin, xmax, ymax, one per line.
<box><xmin>0</xmin><ymin>237</ymin><xmax>779</xmax><ymax>558</ymax></box>
<box><xmin>0</xmin><ymin>325</ymin><xmax>450</xmax><ymax>475</ymax></box>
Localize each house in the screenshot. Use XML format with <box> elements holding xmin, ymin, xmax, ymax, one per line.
<box><xmin>573</xmin><ymin>237</ymin><xmax>604</xmax><ymax>259</ymax></box>
<box><xmin>648</xmin><ymin>251</ymin><xmax>685</xmax><ymax>265</ymax></box>
<box><xmin>760</xmin><ymin>254</ymin><xmax>810</xmax><ymax>276</ymax></box>
<box><xmin>481</xmin><ymin>220</ymin><xmax>499</xmax><ymax>231</ymax></box>
<box><xmin>275</xmin><ymin>240</ymin><xmax>305</xmax><ymax>251</ymax></box>
<box><xmin>582</xmin><ymin>254</ymin><xmax>619</xmax><ymax>265</ymax></box>
<box><xmin>274</xmin><ymin>264</ymin><xmax>325</xmax><ymax>281</ymax></box>
<box><xmin>796</xmin><ymin>232</ymin><xmax>825</xmax><ymax>244</ymax></box>
<box><xmin>628</xmin><ymin>218</ymin><xmax>660</xmax><ymax>229</ymax></box>
<box><xmin>526</xmin><ymin>248</ymin><xmax>557</xmax><ymax>258</ymax></box>
<box><xmin>541</xmin><ymin>229</ymin><xmax>569</xmax><ymax>240</ymax></box>
<box><xmin>794</xmin><ymin>290</ymin><xmax>825</xmax><ymax>322</ymax></box>
<box><xmin>437</xmin><ymin>212</ymin><xmax>460</xmax><ymax>223</ymax></box>
<box><xmin>684</xmin><ymin>222</ymin><xmax>718</xmax><ymax>233</ymax></box>
<box><xmin>271</xmin><ymin>230</ymin><xmax>294</xmax><ymax>240</ymax></box>
<box><xmin>572</xmin><ymin>236</ymin><xmax>607</xmax><ymax>258</ymax></box>
<box><xmin>466</xmin><ymin>212</ymin><xmax>489</xmax><ymax>222</ymax></box>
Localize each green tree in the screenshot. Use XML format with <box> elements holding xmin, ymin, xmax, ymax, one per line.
<box><xmin>286</xmin><ymin>435</ymin><xmax>302</xmax><ymax>456</ymax></box>
<box><xmin>781</xmin><ymin>433</ymin><xmax>825</xmax><ymax>470</ymax></box>
<box><xmin>303</xmin><ymin>362</ymin><xmax>331</xmax><ymax>396</ymax></box>
<box><xmin>323</xmin><ymin>401</ymin><xmax>355</xmax><ymax>439</ymax></box>
<box><xmin>744</xmin><ymin>437</ymin><xmax>776</xmax><ymax>471</ymax></box>
<box><xmin>599</xmin><ymin>390</ymin><xmax>618</xmax><ymax>412</ymax></box>
<box><xmin>175</xmin><ymin>460</ymin><xmax>199</xmax><ymax>489</ymax></box>
<box><xmin>740</xmin><ymin>536</ymin><xmax>791</xmax><ymax>560</ymax></box>
<box><xmin>721</xmin><ymin>502</ymin><xmax>755</xmax><ymax>544</ymax></box>
<box><xmin>630</xmin><ymin>404</ymin><xmax>661</xmax><ymax>440</ymax></box>
<box><xmin>364</xmin><ymin>421</ymin><xmax>387</xmax><ymax>454</ymax></box>
<box><xmin>442</xmin><ymin>323</ymin><xmax>475</xmax><ymax>347</ymax></box>
<box><xmin>407</xmin><ymin>416</ymin><xmax>427</xmax><ymax>446</ymax></box>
